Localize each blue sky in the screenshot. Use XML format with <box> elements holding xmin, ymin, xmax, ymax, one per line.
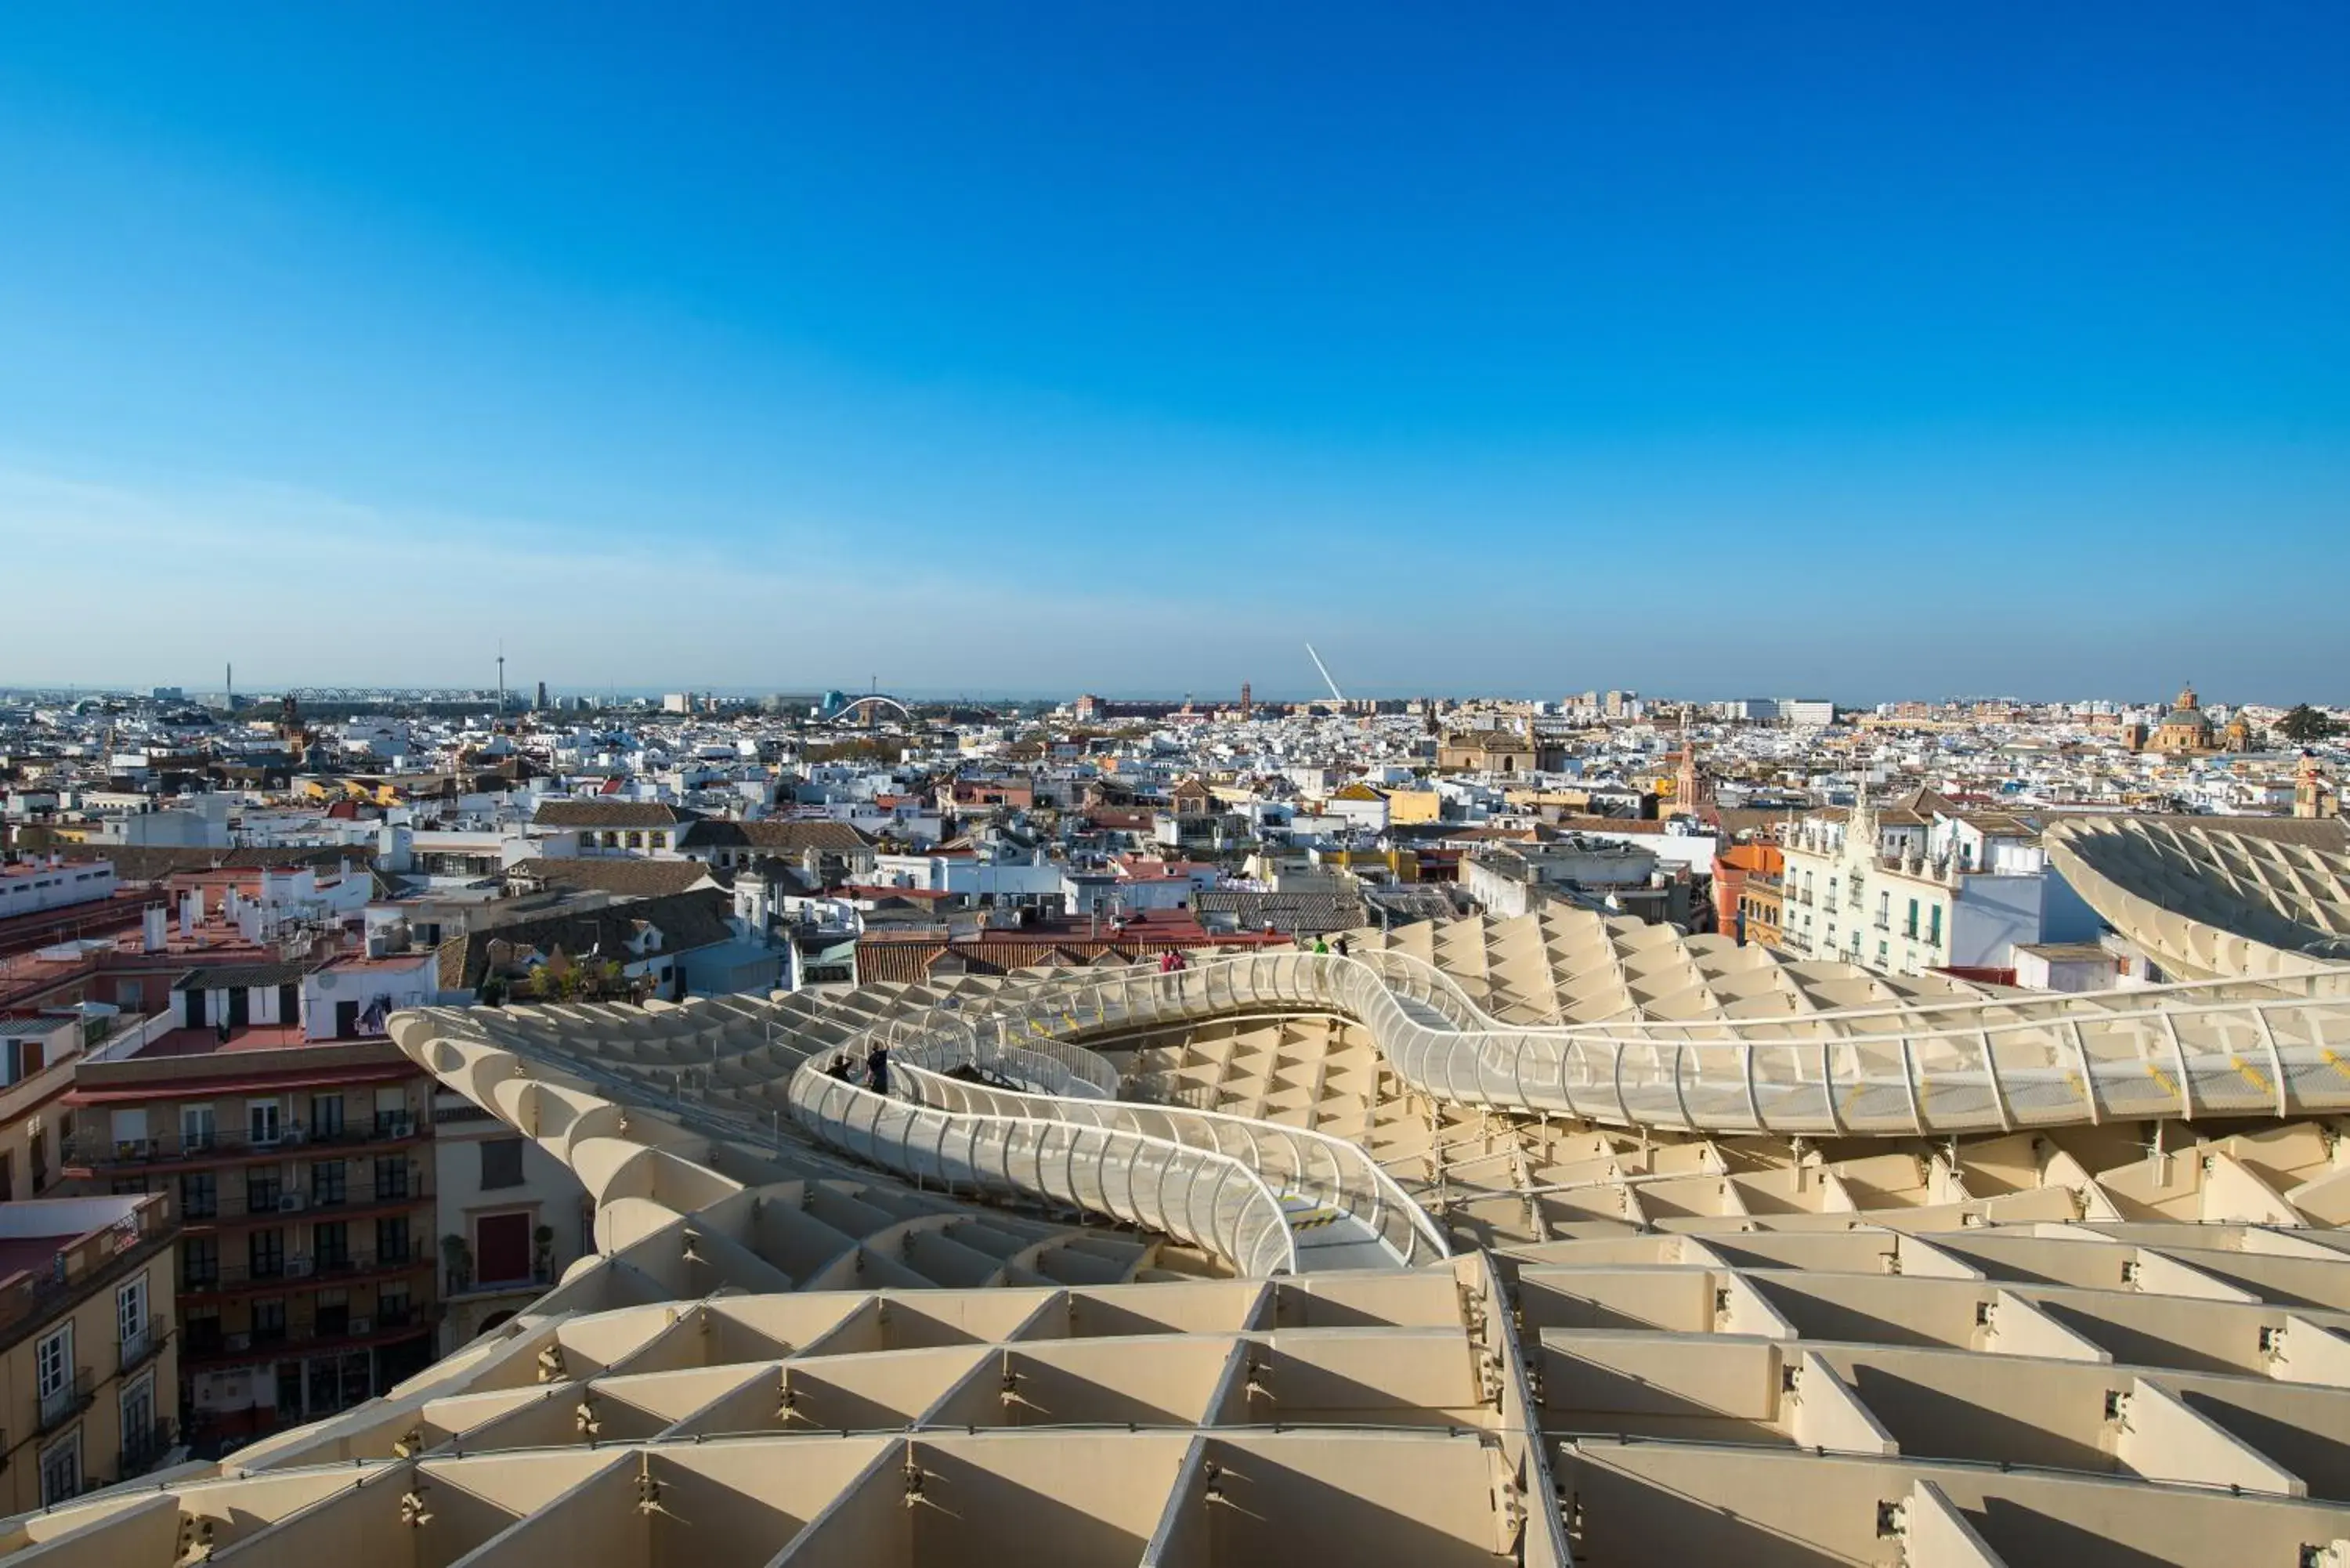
<box><xmin>2</xmin><ymin>4</ymin><xmax>2345</xmax><ymax>702</ymax></box>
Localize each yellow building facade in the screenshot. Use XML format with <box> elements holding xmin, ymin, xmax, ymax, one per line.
<box><xmin>0</xmin><ymin>1193</ymin><xmax>179</xmax><ymax>1512</ymax></box>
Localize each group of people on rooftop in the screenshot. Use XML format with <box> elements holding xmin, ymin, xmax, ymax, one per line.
<box><xmin>823</xmin><ymin>1042</ymin><xmax>888</xmax><ymax>1095</ymax></box>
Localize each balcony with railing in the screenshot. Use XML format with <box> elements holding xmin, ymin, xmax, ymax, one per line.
<box><xmin>118</xmin><ymin>1313</ymin><xmax>170</xmax><ymax>1375</ymax></box>
<box><xmin>180</xmin><ymin>1245</ymin><xmax>428</xmax><ymax>1299</ymax></box>
<box><xmin>65</xmin><ymin>1114</ymin><xmax>425</xmax><ymax>1172</ymax></box>
<box><xmin>197</xmin><ymin>1172</ymin><xmax>428</xmax><ymax>1226</ymax></box>
<box><xmin>443</xmin><ymin>1263</ymin><xmax>555</xmax><ymax>1306</ymax></box>
<box><xmin>182</xmin><ymin>1306</ymin><xmax>429</xmax><ymax>1367</ymax></box>
<box><xmin>317</xmin><ymin>1242</ymin><xmax>426</xmax><ymax>1280</ymax></box>
<box><xmin>38</xmin><ymin>1368</ymin><xmax>92</xmax><ymax>1434</ymax></box>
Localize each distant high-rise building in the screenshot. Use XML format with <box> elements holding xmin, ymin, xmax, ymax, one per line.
<box><xmin>535</xmin><ymin>680</ymin><xmax>548</xmax><ymax>711</ymax></box>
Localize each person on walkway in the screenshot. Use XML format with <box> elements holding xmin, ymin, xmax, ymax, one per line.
<box><xmin>865</xmin><ymin>1042</ymin><xmax>890</xmax><ymax>1096</ymax></box>
<box><xmin>1313</xmin><ymin>937</ymin><xmax>1330</xmax><ymax>956</ymax></box>
<box><xmin>825</xmin><ymin>1054</ymin><xmax>856</xmax><ymax>1083</ymax></box>
<box><xmin>1333</xmin><ymin>934</ymin><xmax>1350</xmax><ymax>959</ymax></box>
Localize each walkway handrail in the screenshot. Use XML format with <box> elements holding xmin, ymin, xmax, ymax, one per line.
<box><xmin>785</xmin><ymin>1065</ymin><xmax>1298</xmax><ymax>1277</ymax></box>
<box><xmin>782</xmin><ymin>938</ymin><xmax>2350</xmax><ymax>1269</ymax></box>
<box><xmin>891</xmin><ymin>1061</ymin><xmax>1450</xmax><ymax>1267</ymax></box>
<box><xmin>880</xmin><ymin>1008</ymin><xmax>1123</xmax><ymax>1100</ymax></box>
<box><xmin>853</xmin><ymin>947</ymin><xmax>2350</xmax><ymax>1137</ymax></box>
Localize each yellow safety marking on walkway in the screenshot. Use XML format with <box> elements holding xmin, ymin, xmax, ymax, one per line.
<box><xmin>2229</xmin><ymin>1055</ymin><xmax>2271</xmax><ymax>1096</ymax></box>
<box><xmin>2323</xmin><ymin>1049</ymin><xmax>2350</xmax><ymax>1083</ymax></box>
<box><xmin>2146</xmin><ymin>1064</ymin><xmax>2178</xmax><ymax>1099</ymax></box>
<box><xmin>1289</xmin><ymin>1209</ymin><xmax>1343</xmax><ymax>1230</ymax></box>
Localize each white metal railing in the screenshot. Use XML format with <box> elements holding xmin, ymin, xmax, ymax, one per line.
<box><xmin>1294</xmin><ymin>947</ymin><xmax>2350</xmax><ymax>1136</ymax></box>
<box><xmin>891</xmin><ymin>1060</ymin><xmax>1448</xmax><ymax>1267</ymax></box>
<box><xmin>755</xmin><ymin>944</ymin><xmax>2350</xmax><ymax>1274</ymax></box>
<box><xmin>878</xmin><ymin>1007</ymin><xmax>1123</xmax><ymax>1100</ymax></box>
<box><xmin>790</xmin><ymin>976</ymin><xmax>1448</xmax><ymax>1268</ymax></box>
<box><xmin>786</xmin><ymin>1068</ymin><xmax>1296</xmax><ymax>1277</ymax></box>
<box><xmin>799</xmin><ymin>948</ymin><xmax>2350</xmax><ymax>1147</ymax></box>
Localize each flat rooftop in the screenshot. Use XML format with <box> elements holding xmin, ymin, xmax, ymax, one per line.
<box><xmin>132</xmin><ymin>1022</ymin><xmax>310</xmax><ymax>1059</ymax></box>
<box><xmin>0</xmin><ymin>1193</ymin><xmax>162</xmax><ymax>1281</ymax></box>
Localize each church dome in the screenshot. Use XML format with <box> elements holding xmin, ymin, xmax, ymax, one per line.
<box><xmin>2158</xmin><ymin>682</ymin><xmax>2210</xmax><ymax>732</ymax></box>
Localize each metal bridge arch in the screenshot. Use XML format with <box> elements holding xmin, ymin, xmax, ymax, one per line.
<box><xmin>833</xmin><ymin>694</ymin><xmax>913</xmax><ymax>726</ymax></box>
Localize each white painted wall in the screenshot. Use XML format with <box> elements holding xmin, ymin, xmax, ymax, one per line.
<box><xmin>0</xmin><ymin>859</ymin><xmax>115</xmax><ymax>919</ymax></box>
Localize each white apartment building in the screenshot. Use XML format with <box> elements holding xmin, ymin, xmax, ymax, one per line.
<box><xmin>1777</xmin><ymin>794</ymin><xmax>2099</xmax><ymax>977</ymax></box>
<box><xmin>1462</xmin><ymin>842</ymin><xmax>1661</xmax><ymax>920</ymax></box>
<box><xmin>1323</xmin><ymin>784</ymin><xmax>1391</xmax><ymax>833</ymax></box>
<box><xmin>0</xmin><ymin>857</ymin><xmax>117</xmax><ymax>921</ymax></box>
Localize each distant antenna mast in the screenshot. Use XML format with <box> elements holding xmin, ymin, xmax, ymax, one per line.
<box><xmin>1304</xmin><ymin>643</ymin><xmax>1346</xmax><ymax>703</ymax></box>
<box><xmin>496</xmin><ymin>641</ymin><xmax>507</xmax><ymax>718</ymax></box>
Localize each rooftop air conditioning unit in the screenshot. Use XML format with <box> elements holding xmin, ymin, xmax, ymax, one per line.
<box><xmin>277</xmin><ymin>1193</ymin><xmax>306</xmax><ymax>1213</ymax></box>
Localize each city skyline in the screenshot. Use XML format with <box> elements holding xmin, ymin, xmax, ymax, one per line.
<box><xmin>3</xmin><ymin>5</ymin><xmax>2346</xmax><ymax>696</ymax></box>
<box><xmin>5</xmin><ymin>5</ymin><xmax>2348</xmax><ymax>1526</ymax></box>
<box><xmin>1</xmin><ymin>668</ymin><xmax>2334</xmax><ymax>714</ymax></box>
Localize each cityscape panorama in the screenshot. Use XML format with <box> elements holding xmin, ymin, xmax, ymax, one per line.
<box><xmin>3</xmin><ymin>6</ymin><xmax>2348</xmax><ymax>1566</ymax></box>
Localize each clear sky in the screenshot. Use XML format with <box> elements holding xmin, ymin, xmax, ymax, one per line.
<box><xmin>2</xmin><ymin>4</ymin><xmax>2345</xmax><ymax>703</ymax></box>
